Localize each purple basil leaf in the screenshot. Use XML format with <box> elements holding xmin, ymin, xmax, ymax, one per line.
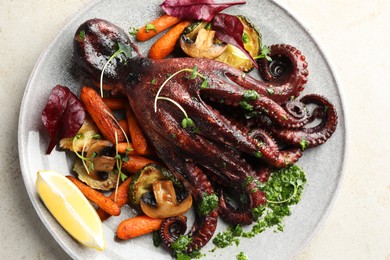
<box><xmin>160</xmin><ymin>0</ymin><xmax>246</xmax><ymax>22</ymax></box>
<box><xmin>42</xmin><ymin>85</ymin><xmax>85</xmax><ymax>154</ymax></box>
<box><xmin>212</xmin><ymin>13</ymin><xmax>258</xmax><ymax>69</ymax></box>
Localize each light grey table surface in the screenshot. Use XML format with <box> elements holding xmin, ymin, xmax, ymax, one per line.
<box><xmin>1</xmin><ymin>0</ymin><xmax>389</xmax><ymax>259</ymax></box>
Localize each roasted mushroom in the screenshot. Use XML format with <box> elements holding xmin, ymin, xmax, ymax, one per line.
<box><xmin>73</xmin><ymin>140</ymin><xmax>118</xmax><ymax>191</ymax></box>
<box><xmin>140</xmin><ymin>180</ymin><xmax>193</xmax><ymax>219</ymax></box>
<box><xmin>180</xmin><ymin>28</ymin><xmax>227</xmax><ymax>59</ymax></box>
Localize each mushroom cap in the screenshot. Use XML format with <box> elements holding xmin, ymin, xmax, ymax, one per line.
<box><xmin>180</xmin><ymin>28</ymin><xmax>227</xmax><ymax>59</ymax></box>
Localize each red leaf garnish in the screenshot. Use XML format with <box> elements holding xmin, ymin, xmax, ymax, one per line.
<box><xmin>42</xmin><ymin>85</ymin><xmax>85</xmax><ymax>154</ymax></box>
<box><xmin>212</xmin><ymin>13</ymin><xmax>258</xmax><ymax>69</ymax></box>
<box><xmin>160</xmin><ymin>0</ymin><xmax>246</xmax><ymax>22</ymax></box>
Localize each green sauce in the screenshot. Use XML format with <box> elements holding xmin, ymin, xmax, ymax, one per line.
<box><xmin>197</xmin><ymin>193</ymin><xmax>218</xmax><ymax>216</ymax></box>
<box><xmin>213</xmin><ymin>164</ymin><xmax>307</xmax><ymax>248</ymax></box>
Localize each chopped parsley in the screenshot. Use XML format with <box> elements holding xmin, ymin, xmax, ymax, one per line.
<box><xmin>237</xmin><ymin>252</ymin><xmax>248</xmax><ymax>260</ymax></box>
<box><xmin>212</xmin><ymin>165</ymin><xmax>307</xmax><ymax>249</ymax></box>
<box><xmin>198</xmin><ymin>193</ymin><xmax>218</xmax><ymax>216</ymax></box>
<box><xmin>299</xmin><ymin>138</ymin><xmax>309</xmax><ymax>150</ymax></box>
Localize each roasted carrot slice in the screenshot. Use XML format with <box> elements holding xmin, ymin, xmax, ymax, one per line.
<box><xmin>97</xmin><ymin>176</ymin><xmax>132</xmax><ymax>221</ymax></box>
<box><xmin>148</xmin><ymin>20</ymin><xmax>191</xmax><ymax>59</ymax></box>
<box><xmin>80</xmin><ymin>86</ymin><xmax>125</xmax><ymax>144</ymax></box>
<box><xmin>136</xmin><ymin>15</ymin><xmax>182</xmax><ymax>42</ymax></box>
<box><xmin>66</xmin><ymin>176</ymin><xmax>121</xmax><ymax>216</ymax></box>
<box><xmin>117</xmin><ymin>215</ymin><xmax>163</xmax><ymax>239</ymax></box>
<box><xmin>118</xmin><ymin>119</ymin><xmax>130</xmax><ymax>136</ymax></box>
<box><xmin>126</xmin><ymin>105</ymin><xmax>152</xmax><ymax>155</ymax></box>
<box><xmin>116</xmin><ymin>142</ymin><xmax>136</xmax><ymax>155</ymax></box>
<box><xmin>122</xmin><ymin>155</ymin><xmax>157</xmax><ymax>174</ymax></box>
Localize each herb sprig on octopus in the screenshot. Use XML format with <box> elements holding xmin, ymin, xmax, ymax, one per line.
<box><xmin>42</xmin><ymin>0</ymin><xmax>338</xmax><ymax>258</ymax></box>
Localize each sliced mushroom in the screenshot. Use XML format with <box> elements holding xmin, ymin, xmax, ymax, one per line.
<box><xmin>73</xmin><ymin>159</ymin><xmax>119</xmax><ymax>191</ymax></box>
<box><xmin>180</xmin><ymin>28</ymin><xmax>227</xmax><ymax>59</ymax></box>
<box><xmin>72</xmin><ymin>139</ymin><xmax>118</xmax><ymax>191</ymax></box>
<box><xmin>86</xmin><ymin>140</ymin><xmax>116</xmax><ymax>179</ymax></box>
<box><xmin>140</xmin><ymin>180</ymin><xmax>193</xmax><ymax>219</ymax></box>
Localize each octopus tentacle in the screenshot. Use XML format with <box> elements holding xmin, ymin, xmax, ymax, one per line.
<box><xmin>218</xmin><ymin>189</ymin><xmax>253</xmax><ymax>225</ymax></box>
<box><xmin>258</xmin><ymin>44</ymin><xmax>308</xmax><ymax>102</ymax></box>
<box><xmin>159</xmin><ymin>215</ymin><xmax>187</xmax><ymax>248</ymax></box>
<box><xmin>217</xmin><ymin>44</ymin><xmax>308</xmax><ymax>104</ymax></box>
<box><xmin>270</xmin><ymin>94</ymin><xmax>338</xmax><ymax>147</ymax></box>
<box><xmin>200</xmin><ymin>80</ymin><xmax>310</xmax><ymax>128</ymax></box>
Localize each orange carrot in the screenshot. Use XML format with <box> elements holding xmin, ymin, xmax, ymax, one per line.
<box><xmin>118</xmin><ymin>119</ymin><xmax>130</xmax><ymax>136</ymax></box>
<box><xmin>117</xmin><ymin>215</ymin><xmax>163</xmax><ymax>239</ymax></box>
<box><xmin>126</xmin><ymin>105</ymin><xmax>152</xmax><ymax>155</ymax></box>
<box><xmin>66</xmin><ymin>176</ymin><xmax>121</xmax><ymax>216</ymax></box>
<box><xmin>97</xmin><ymin>176</ymin><xmax>132</xmax><ymax>221</ymax></box>
<box><xmin>136</xmin><ymin>15</ymin><xmax>182</xmax><ymax>42</ymax></box>
<box><xmin>103</xmin><ymin>97</ymin><xmax>127</xmax><ymax>110</ymax></box>
<box><xmin>80</xmin><ymin>86</ymin><xmax>125</xmax><ymax>144</ymax></box>
<box><xmin>148</xmin><ymin>20</ymin><xmax>191</xmax><ymax>59</ymax></box>
<box><xmin>116</xmin><ymin>142</ymin><xmax>136</xmax><ymax>155</ymax></box>
<box><xmin>122</xmin><ymin>155</ymin><xmax>157</xmax><ymax>174</ymax></box>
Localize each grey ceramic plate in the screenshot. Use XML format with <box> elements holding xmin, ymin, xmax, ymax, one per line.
<box><xmin>18</xmin><ymin>0</ymin><xmax>347</xmax><ymax>259</ymax></box>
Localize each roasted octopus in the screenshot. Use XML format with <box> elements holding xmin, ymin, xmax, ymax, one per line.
<box><xmin>74</xmin><ymin>19</ymin><xmax>338</xmax><ymax>253</ymax></box>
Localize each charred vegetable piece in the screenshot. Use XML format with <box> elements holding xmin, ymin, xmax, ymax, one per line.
<box><xmin>140</xmin><ymin>180</ymin><xmax>192</xmax><ymax>219</ymax></box>
<box><xmin>180</xmin><ymin>25</ymin><xmax>227</xmax><ymax>59</ymax></box>
<box><xmin>215</xmin><ymin>15</ymin><xmax>261</xmax><ymax>72</ymax></box>
<box><xmin>73</xmin><ymin>159</ymin><xmax>118</xmax><ymax>191</ymax></box>
<box><xmin>59</xmin><ymin>117</ymin><xmax>100</xmax><ymax>152</ymax></box>
<box><xmin>85</xmin><ymin>140</ymin><xmax>116</xmax><ymax>176</ymax></box>
<box><xmin>129</xmin><ymin>164</ymin><xmax>185</xmax><ymax>209</ymax></box>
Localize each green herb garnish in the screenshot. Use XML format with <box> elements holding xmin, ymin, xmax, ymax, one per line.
<box><xmin>212</xmin><ymin>165</ymin><xmax>307</xmax><ymax>249</ymax></box>
<box><xmin>254</xmin><ymin>45</ymin><xmax>272</xmax><ymax>62</ymax></box>
<box><xmin>129</xmin><ymin>27</ymin><xmax>138</xmax><ymax>36</ymax></box>
<box><xmin>145</xmin><ymin>23</ymin><xmax>157</xmax><ymax>33</ymax></box>
<box><xmin>198</xmin><ymin>193</ymin><xmax>218</xmax><ymax>216</ymax></box>
<box><xmin>154</xmin><ymin>66</ymin><xmax>208</xmax><ymax>129</ymax></box>
<box><xmin>242</xmin><ymin>32</ymin><xmax>249</xmax><ymax>44</ymax></box>
<box><xmin>237</xmin><ymin>252</ymin><xmax>248</xmax><ymax>260</ymax></box>
<box><xmin>99</xmin><ymin>42</ymin><xmax>132</xmax><ymax>97</ymax></box>
<box><xmin>299</xmin><ymin>138</ymin><xmax>309</xmax><ymax>150</ymax></box>
<box><xmin>79</xmin><ymin>30</ymin><xmax>85</xmax><ymax>40</ymax></box>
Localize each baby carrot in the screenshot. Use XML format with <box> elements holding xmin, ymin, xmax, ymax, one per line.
<box><xmin>148</xmin><ymin>20</ymin><xmax>191</xmax><ymax>59</ymax></box>
<box><xmin>136</xmin><ymin>15</ymin><xmax>182</xmax><ymax>42</ymax></box>
<box><xmin>80</xmin><ymin>86</ymin><xmax>125</xmax><ymax>144</ymax></box>
<box><xmin>126</xmin><ymin>105</ymin><xmax>152</xmax><ymax>155</ymax></box>
<box><xmin>117</xmin><ymin>215</ymin><xmax>163</xmax><ymax>239</ymax></box>
<box><xmin>116</xmin><ymin>142</ymin><xmax>136</xmax><ymax>155</ymax></box>
<box><xmin>118</xmin><ymin>119</ymin><xmax>130</xmax><ymax>136</ymax></box>
<box><xmin>66</xmin><ymin>176</ymin><xmax>121</xmax><ymax>216</ymax></box>
<box><xmin>122</xmin><ymin>155</ymin><xmax>157</xmax><ymax>174</ymax></box>
<box><xmin>97</xmin><ymin>176</ymin><xmax>132</xmax><ymax>221</ymax></box>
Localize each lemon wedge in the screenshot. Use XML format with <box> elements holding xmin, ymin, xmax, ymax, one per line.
<box><xmin>36</xmin><ymin>170</ymin><xmax>106</xmax><ymax>251</ymax></box>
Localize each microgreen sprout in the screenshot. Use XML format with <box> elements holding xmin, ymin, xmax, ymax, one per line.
<box><xmin>129</xmin><ymin>27</ymin><xmax>138</xmax><ymax>36</ymax></box>
<box><xmin>254</xmin><ymin>45</ymin><xmax>272</xmax><ymax>62</ymax></box>
<box><xmin>154</xmin><ymin>66</ymin><xmax>208</xmax><ymax>129</ymax></box>
<box><xmin>72</xmin><ymin>133</ymin><xmax>100</xmax><ymax>175</ymax></box>
<box><xmin>103</xmin><ymin>109</ymin><xmax>134</xmax><ymax>201</ymax></box>
<box><xmin>100</xmin><ymin>42</ymin><xmax>132</xmax><ymax>98</ymax></box>
<box><xmin>145</xmin><ymin>24</ymin><xmax>157</xmax><ymax>33</ymax></box>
